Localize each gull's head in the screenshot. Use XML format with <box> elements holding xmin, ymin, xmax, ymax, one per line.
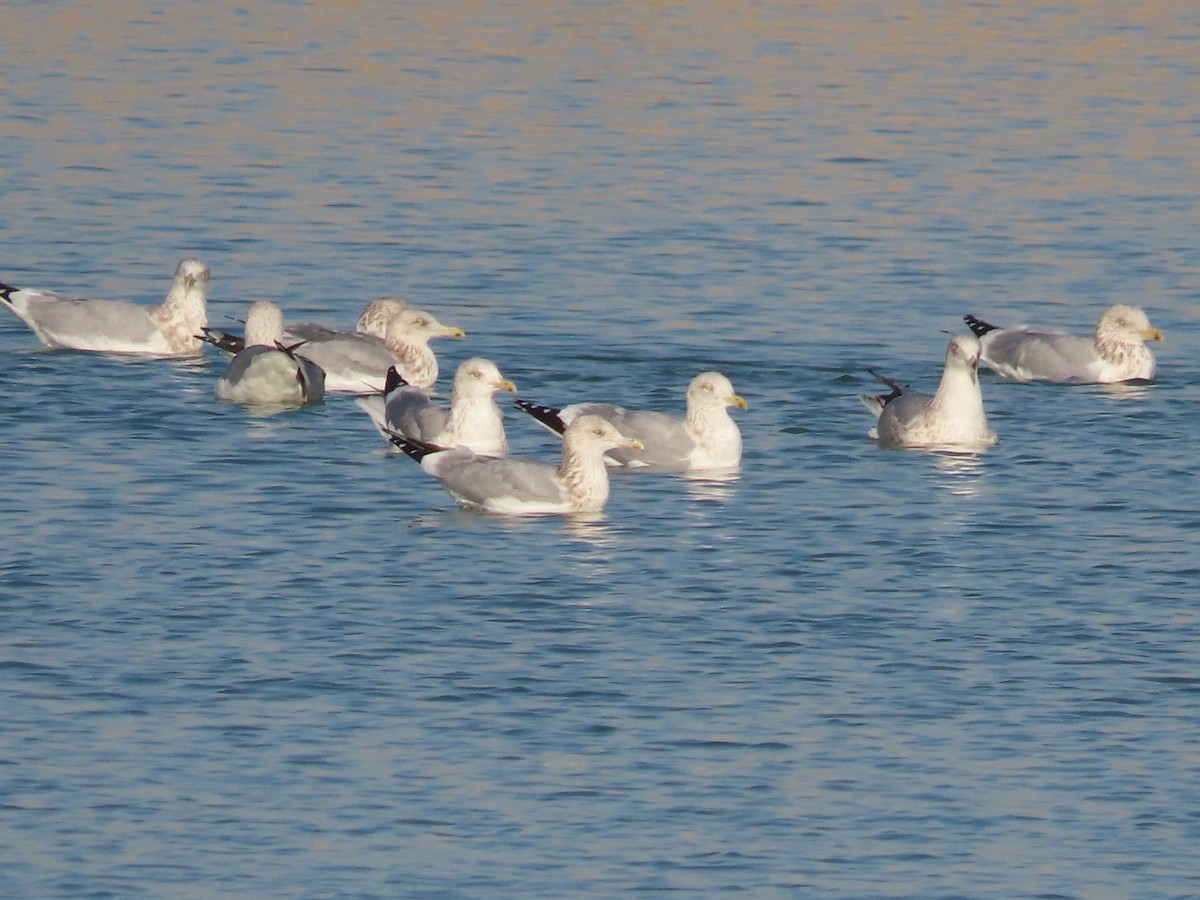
<box><xmin>687</xmin><ymin>371</ymin><xmax>748</xmax><ymax>411</ymax></box>
<box><xmin>567</xmin><ymin>415</ymin><xmax>644</xmax><ymax>454</ymax></box>
<box><xmin>174</xmin><ymin>257</ymin><xmax>211</xmax><ymax>291</ymax></box>
<box><xmin>356</xmin><ymin>296</ymin><xmax>409</xmax><ymax>338</ymax></box>
<box><xmin>1098</xmin><ymin>305</ymin><xmax>1163</xmax><ymax>344</ymax></box>
<box><xmin>454</xmin><ymin>357</ymin><xmax>516</xmax><ymax>397</ymax></box>
<box><xmin>387</xmin><ymin>307</ymin><xmax>466</xmax><ymax>344</ymax></box>
<box><xmin>945</xmin><ymin>333</ymin><xmax>982</xmax><ymax>371</ymax></box>
<box><xmin>244</xmin><ymin>300</ymin><xmax>286</xmax><ymax>347</ymax></box>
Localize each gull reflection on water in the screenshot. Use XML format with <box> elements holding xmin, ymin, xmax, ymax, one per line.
<box><xmin>932</xmin><ymin>450</ymin><xmax>986</xmax><ymax>497</ymax></box>
<box><xmin>682</xmin><ymin>466</ymin><xmax>741</xmax><ymax>503</ymax></box>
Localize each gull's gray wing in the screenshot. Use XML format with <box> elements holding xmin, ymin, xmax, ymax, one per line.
<box><xmin>876</xmin><ymin>390</ymin><xmax>936</xmax><ymax>445</ymax></box>
<box><xmin>982</xmin><ymin>328</ymin><xmax>1099</xmax><ymax>381</ymax></box>
<box><xmin>428</xmin><ymin>454</ymin><xmax>565</xmax><ymax>510</ymax></box>
<box><xmin>293</xmin><ymin>333</ymin><xmax>399</xmax><ymax>392</ymax></box>
<box><xmin>561</xmin><ymin>404</ymin><xmax>692</xmax><ymax>467</ymax></box>
<box><xmin>385</xmin><ymin>388</ymin><xmax>449</xmax><ymax>442</ymax></box>
<box><xmin>15</xmin><ymin>293</ymin><xmax>161</xmax><ymax>349</ymax></box>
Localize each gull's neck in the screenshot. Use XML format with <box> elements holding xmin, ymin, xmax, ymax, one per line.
<box><xmin>149</xmin><ymin>280</ymin><xmax>208</xmax><ymax>353</ymax></box>
<box><xmin>1094</xmin><ymin>329</ymin><xmax>1154</xmax><ymax>377</ymax></box>
<box><xmin>446</xmin><ymin>392</ymin><xmax>507</xmax><ymax>455</ymax></box>
<box><xmin>559</xmin><ymin>437</ymin><xmax>611</xmax><ymax>513</ymax></box>
<box><xmin>686</xmin><ymin>400</ymin><xmax>742</xmax><ymax>463</ymax></box>
<box><xmin>388</xmin><ymin>337</ymin><xmax>438</xmax><ymax>390</ymax></box>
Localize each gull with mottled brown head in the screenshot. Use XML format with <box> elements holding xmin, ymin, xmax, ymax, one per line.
<box><xmin>215</xmin><ymin>300</ymin><xmax>325</xmax><ymax>408</ymax></box>
<box><xmin>357</xmin><ymin>357</ymin><xmax>516</xmax><ymax>457</ymax></box>
<box><xmin>964</xmin><ymin>304</ymin><xmax>1163</xmax><ymax>383</ymax></box>
<box><xmin>0</xmin><ymin>257</ymin><xmax>210</xmax><ymax>356</ymax></box>
<box><xmin>860</xmin><ymin>334</ymin><xmax>997</xmax><ymax>451</ymax></box>
<box><xmin>388</xmin><ymin>415</ymin><xmax>642</xmax><ymax>516</ymax></box>
<box><xmin>515</xmin><ymin>371</ymin><xmax>746</xmax><ymax>471</ymax></box>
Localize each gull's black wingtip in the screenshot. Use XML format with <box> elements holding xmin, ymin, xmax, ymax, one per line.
<box><xmin>0</xmin><ymin>282</ymin><xmax>17</xmax><ymax>304</ymax></box>
<box><xmin>198</xmin><ymin>327</ymin><xmax>246</xmax><ymax>355</ymax></box>
<box><xmin>866</xmin><ymin>368</ymin><xmax>904</xmax><ymax>406</ymax></box>
<box><xmin>963</xmin><ymin>314</ymin><xmax>998</xmax><ymax>338</ymax></box>
<box><xmin>383</xmin><ymin>366</ymin><xmax>410</xmax><ymax>396</ymax></box>
<box><xmin>514</xmin><ymin>398</ymin><xmax>567</xmax><ymax>435</ymax></box>
<box><xmin>383</xmin><ymin>428</ymin><xmax>445</xmax><ymax>462</ymax></box>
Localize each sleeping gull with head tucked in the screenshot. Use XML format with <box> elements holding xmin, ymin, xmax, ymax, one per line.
<box><xmin>515</xmin><ymin>371</ymin><xmax>746</xmax><ymax>470</ymax></box>
<box><xmin>215</xmin><ymin>300</ymin><xmax>325</xmax><ymax>407</ymax></box>
<box><xmin>860</xmin><ymin>333</ymin><xmax>997</xmax><ymax>451</ymax></box>
<box><xmin>964</xmin><ymin>305</ymin><xmax>1163</xmax><ymax>383</ymax></box>
<box><xmin>357</xmin><ymin>357</ymin><xmax>516</xmax><ymax>456</ymax></box>
<box><xmin>388</xmin><ymin>415</ymin><xmax>642</xmax><ymax>515</ymax></box>
<box><xmin>0</xmin><ymin>258</ymin><xmax>210</xmax><ymax>356</ymax></box>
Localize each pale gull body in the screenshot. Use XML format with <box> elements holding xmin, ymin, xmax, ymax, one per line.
<box><xmin>200</xmin><ymin>297</ymin><xmax>413</xmax><ymax>393</ymax></box>
<box><xmin>515</xmin><ymin>371</ymin><xmax>746</xmax><ymax>470</ymax></box>
<box><xmin>388</xmin><ymin>415</ymin><xmax>642</xmax><ymax>516</ymax></box>
<box><xmin>216</xmin><ymin>300</ymin><xmax>325</xmax><ymax>407</ymax></box>
<box><xmin>357</xmin><ymin>358</ymin><xmax>516</xmax><ymax>456</ymax></box>
<box><xmin>860</xmin><ymin>334</ymin><xmax>997</xmax><ymax>451</ymax></box>
<box><xmin>295</xmin><ymin>306</ymin><xmax>463</xmax><ymax>393</ymax></box>
<box><xmin>964</xmin><ymin>305</ymin><xmax>1163</xmax><ymax>383</ymax></box>
<box><xmin>0</xmin><ymin>258</ymin><xmax>210</xmax><ymax>356</ymax></box>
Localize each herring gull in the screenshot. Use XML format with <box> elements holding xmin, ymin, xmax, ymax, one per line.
<box><xmin>515</xmin><ymin>371</ymin><xmax>746</xmax><ymax>470</ymax></box>
<box><xmin>860</xmin><ymin>334</ymin><xmax>997</xmax><ymax>450</ymax></box>
<box><xmin>964</xmin><ymin>305</ymin><xmax>1163</xmax><ymax>383</ymax></box>
<box><xmin>357</xmin><ymin>358</ymin><xmax>516</xmax><ymax>457</ymax></box>
<box><xmin>216</xmin><ymin>300</ymin><xmax>325</xmax><ymax>407</ymax></box>
<box><xmin>0</xmin><ymin>258</ymin><xmax>210</xmax><ymax>356</ymax></box>
<box><xmin>387</xmin><ymin>415</ymin><xmax>642</xmax><ymax>515</ymax></box>
<box><xmin>202</xmin><ymin>296</ymin><xmax>410</xmax><ymax>355</ymax></box>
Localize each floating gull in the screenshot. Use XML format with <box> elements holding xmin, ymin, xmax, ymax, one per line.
<box><xmin>357</xmin><ymin>357</ymin><xmax>516</xmax><ymax>457</ymax></box>
<box><xmin>0</xmin><ymin>258</ymin><xmax>210</xmax><ymax>356</ymax></box>
<box><xmin>964</xmin><ymin>305</ymin><xmax>1163</xmax><ymax>383</ymax></box>
<box><xmin>515</xmin><ymin>371</ymin><xmax>747</xmax><ymax>470</ymax></box>
<box><xmin>215</xmin><ymin>300</ymin><xmax>325</xmax><ymax>407</ymax></box>
<box><xmin>860</xmin><ymin>334</ymin><xmax>997</xmax><ymax>450</ymax></box>
<box><xmin>388</xmin><ymin>415</ymin><xmax>642</xmax><ymax>516</ymax></box>
<box><xmin>201</xmin><ymin>295</ymin><xmax>408</xmax><ymax>358</ymax></box>
<box><xmin>205</xmin><ymin>304</ymin><xmax>463</xmax><ymax>394</ymax></box>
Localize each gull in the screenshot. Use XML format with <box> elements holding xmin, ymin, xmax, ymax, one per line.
<box><xmin>963</xmin><ymin>305</ymin><xmax>1163</xmax><ymax>383</ymax></box>
<box><xmin>203</xmin><ymin>303</ymin><xmax>463</xmax><ymax>393</ymax></box>
<box><xmin>215</xmin><ymin>300</ymin><xmax>325</xmax><ymax>407</ymax></box>
<box><xmin>201</xmin><ymin>296</ymin><xmax>409</xmax><ymax>354</ymax></box>
<box><xmin>0</xmin><ymin>257</ymin><xmax>210</xmax><ymax>356</ymax></box>
<box><xmin>860</xmin><ymin>334</ymin><xmax>997</xmax><ymax>450</ymax></box>
<box><xmin>387</xmin><ymin>415</ymin><xmax>643</xmax><ymax>516</ymax></box>
<box><xmin>514</xmin><ymin>371</ymin><xmax>747</xmax><ymax>470</ymax></box>
<box><xmin>357</xmin><ymin>357</ymin><xmax>516</xmax><ymax>457</ymax></box>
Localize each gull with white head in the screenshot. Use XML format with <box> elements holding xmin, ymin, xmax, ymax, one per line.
<box><xmin>860</xmin><ymin>334</ymin><xmax>998</xmax><ymax>451</ymax></box>
<box><xmin>357</xmin><ymin>357</ymin><xmax>516</xmax><ymax>457</ymax></box>
<box><xmin>964</xmin><ymin>305</ymin><xmax>1163</xmax><ymax>383</ymax></box>
<box><xmin>0</xmin><ymin>258</ymin><xmax>210</xmax><ymax>356</ymax></box>
<box><xmin>388</xmin><ymin>415</ymin><xmax>642</xmax><ymax>516</ymax></box>
<box><xmin>215</xmin><ymin>300</ymin><xmax>325</xmax><ymax>407</ymax></box>
<box><xmin>515</xmin><ymin>371</ymin><xmax>747</xmax><ymax>470</ymax></box>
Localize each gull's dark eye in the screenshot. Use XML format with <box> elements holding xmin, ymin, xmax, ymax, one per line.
<box><xmin>703</xmin><ymin>383</ymin><xmax>714</xmax><ymax>392</ymax></box>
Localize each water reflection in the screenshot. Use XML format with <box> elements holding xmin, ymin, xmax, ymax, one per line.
<box><xmin>932</xmin><ymin>451</ymin><xmax>987</xmax><ymax>497</ymax></box>
<box><xmin>681</xmin><ymin>467</ymin><xmax>741</xmax><ymax>503</ymax></box>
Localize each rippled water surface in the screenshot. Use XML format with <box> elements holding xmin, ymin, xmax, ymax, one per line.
<box><xmin>3</xmin><ymin>2</ymin><xmax>1200</xmax><ymax>897</ymax></box>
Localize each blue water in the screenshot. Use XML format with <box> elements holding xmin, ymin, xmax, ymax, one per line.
<box><xmin>3</xmin><ymin>3</ymin><xmax>1200</xmax><ymax>897</ymax></box>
